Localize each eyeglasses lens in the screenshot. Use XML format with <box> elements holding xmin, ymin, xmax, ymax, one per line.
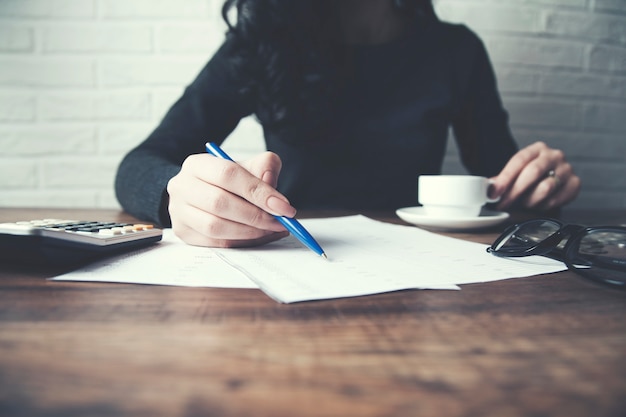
<box><xmin>495</xmin><ymin>220</ymin><xmax>561</xmax><ymax>252</ymax></box>
<box><xmin>570</xmin><ymin>230</ymin><xmax>626</xmax><ymax>286</ymax></box>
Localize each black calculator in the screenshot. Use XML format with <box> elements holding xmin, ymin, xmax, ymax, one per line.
<box><xmin>0</xmin><ymin>218</ymin><xmax>163</xmax><ymax>266</ymax></box>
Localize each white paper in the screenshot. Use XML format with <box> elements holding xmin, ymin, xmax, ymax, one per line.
<box><xmin>52</xmin><ymin>229</ymin><xmax>257</xmax><ymax>288</ymax></box>
<box><xmin>53</xmin><ymin>215</ymin><xmax>567</xmax><ymax>303</ymax></box>
<box><xmin>213</xmin><ymin>216</ymin><xmax>567</xmax><ymax>303</ymax></box>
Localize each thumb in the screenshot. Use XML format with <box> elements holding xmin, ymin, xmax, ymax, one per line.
<box><xmin>488</xmin><ymin>175</ymin><xmax>503</xmax><ymax>200</ymax></box>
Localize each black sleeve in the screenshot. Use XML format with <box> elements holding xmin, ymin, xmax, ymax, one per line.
<box><xmin>450</xmin><ymin>26</ymin><xmax>518</xmax><ymax>177</ymax></box>
<box><xmin>114</xmin><ymin>39</ymin><xmax>256</xmax><ymax>226</ymax></box>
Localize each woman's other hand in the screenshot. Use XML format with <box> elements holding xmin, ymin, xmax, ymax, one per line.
<box><xmin>490</xmin><ymin>141</ymin><xmax>581</xmax><ymax>211</ymax></box>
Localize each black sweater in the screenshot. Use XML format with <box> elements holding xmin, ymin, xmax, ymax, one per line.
<box><xmin>115</xmin><ymin>21</ymin><xmax>518</xmax><ymax>226</ymax></box>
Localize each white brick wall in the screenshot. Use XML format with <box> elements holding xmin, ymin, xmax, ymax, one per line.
<box><xmin>0</xmin><ymin>0</ymin><xmax>624</xmax><ymax>210</ymax></box>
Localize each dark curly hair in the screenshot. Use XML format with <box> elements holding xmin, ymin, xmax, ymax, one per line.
<box><xmin>221</xmin><ymin>0</ymin><xmax>437</xmax><ymax>136</ymax></box>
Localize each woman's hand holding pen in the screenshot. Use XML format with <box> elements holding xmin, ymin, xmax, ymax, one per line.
<box><xmin>490</xmin><ymin>141</ymin><xmax>581</xmax><ymax>211</ymax></box>
<box><xmin>166</xmin><ymin>151</ymin><xmax>294</xmax><ymax>247</ymax></box>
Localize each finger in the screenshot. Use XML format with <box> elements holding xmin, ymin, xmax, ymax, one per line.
<box><xmin>190</xmin><ymin>154</ymin><xmax>296</xmax><ymax>217</ymax></box>
<box><xmin>523</xmin><ymin>162</ymin><xmax>579</xmax><ymax>208</ymax></box>
<box><xmin>519</xmin><ymin>171</ymin><xmax>561</xmax><ymax>208</ymax></box>
<box><xmin>541</xmin><ymin>173</ymin><xmax>581</xmax><ymax>210</ymax></box>
<box><xmin>171</xmin><ymin>201</ymin><xmax>288</xmax><ymax>244</ymax></box>
<box><xmin>168</xmin><ymin>173</ymin><xmax>286</xmax><ymax>233</ymax></box>
<box><xmin>497</xmin><ymin>155</ymin><xmax>553</xmax><ymax>209</ymax></box>
<box><xmin>520</xmin><ymin>162</ymin><xmax>570</xmax><ymax>208</ymax></box>
<box><xmin>497</xmin><ymin>142</ymin><xmax>566</xmax><ymax>209</ymax></box>
<box><xmin>491</xmin><ymin>142</ymin><xmax>547</xmax><ymax>199</ymax></box>
<box><xmin>173</xmin><ymin>220</ymin><xmax>289</xmax><ymax>248</ymax></box>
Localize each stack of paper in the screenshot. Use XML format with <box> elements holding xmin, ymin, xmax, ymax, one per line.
<box><xmin>54</xmin><ymin>215</ymin><xmax>566</xmax><ymax>303</ymax></box>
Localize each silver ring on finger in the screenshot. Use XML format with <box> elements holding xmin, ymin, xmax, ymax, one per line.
<box><xmin>546</xmin><ymin>169</ymin><xmax>561</xmax><ymax>188</ymax></box>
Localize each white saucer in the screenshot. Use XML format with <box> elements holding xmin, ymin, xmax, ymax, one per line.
<box><xmin>395</xmin><ymin>207</ymin><xmax>510</xmax><ymax>231</ymax></box>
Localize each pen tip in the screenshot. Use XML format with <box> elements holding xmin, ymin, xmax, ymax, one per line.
<box><xmin>321</xmin><ymin>253</ymin><xmax>328</xmax><ymax>260</ymax></box>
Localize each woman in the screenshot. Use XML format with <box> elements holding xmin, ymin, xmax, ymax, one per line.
<box><xmin>115</xmin><ymin>0</ymin><xmax>580</xmax><ymax>248</ymax></box>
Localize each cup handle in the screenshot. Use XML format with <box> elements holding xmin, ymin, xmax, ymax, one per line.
<box><xmin>486</xmin><ymin>179</ymin><xmax>500</xmax><ymax>203</ymax></box>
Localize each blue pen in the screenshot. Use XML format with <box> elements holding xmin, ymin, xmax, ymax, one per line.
<box><xmin>205</xmin><ymin>142</ymin><xmax>327</xmax><ymax>259</ymax></box>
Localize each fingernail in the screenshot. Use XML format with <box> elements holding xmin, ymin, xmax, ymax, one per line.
<box><xmin>267</xmin><ymin>196</ymin><xmax>296</xmax><ymax>217</ymax></box>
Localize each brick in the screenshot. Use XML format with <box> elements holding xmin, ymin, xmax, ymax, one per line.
<box><xmin>0</xmin><ymin>126</ymin><xmax>97</xmax><ymax>156</ymax></box>
<box><xmin>0</xmin><ymin>94</ymin><xmax>35</xmax><ymax>121</ymax></box>
<box><xmin>153</xmin><ymin>89</ymin><xmax>185</xmax><ymax>121</ymax></box>
<box><xmin>494</xmin><ymin>66</ymin><xmax>541</xmax><ymax>94</ymax></box>
<box><xmin>99</xmin><ymin>123</ymin><xmax>155</xmax><ymax>154</ymax></box>
<box><xmin>513</xmin><ymin>129</ymin><xmax>626</xmax><ymax>161</ymax></box>
<box><xmin>0</xmin><ymin>26</ymin><xmax>34</xmax><ymax>52</ymax></box>
<box><xmin>545</xmin><ymin>11</ymin><xmax>626</xmax><ymax>44</ymax></box>
<box><xmin>594</xmin><ymin>0</ymin><xmax>626</xmax><ymax>14</ymax></box>
<box><xmin>563</xmin><ymin>191</ymin><xmax>623</xmax><ymax>210</ymax></box>
<box><xmin>43</xmin><ymin>24</ymin><xmax>153</xmax><ymax>53</ymax></box>
<box><xmin>436</xmin><ymin>4</ymin><xmax>541</xmax><ymax>33</ymax></box>
<box><xmin>0</xmin><ymin>190</ymin><xmax>98</xmax><ymax>208</ymax></box>
<box><xmin>42</xmin><ymin>157</ymin><xmax>118</xmax><ymax>187</ymax></box>
<box><xmin>99</xmin><ymin>57</ymin><xmax>207</xmax><ymax>87</ymax></box>
<box><xmin>96</xmin><ymin>189</ymin><xmax>122</xmax><ymax>209</ymax></box>
<box><xmin>539</xmin><ymin>72</ymin><xmax>626</xmax><ymax>99</ymax></box>
<box><xmin>575</xmin><ymin>161</ymin><xmax>626</xmax><ymax>189</ymax></box>
<box><xmin>100</xmin><ymin>0</ymin><xmax>212</xmax><ymax>19</ymax></box>
<box><xmin>481</xmin><ymin>0</ymin><xmax>587</xmax><ymax>8</ymax></box>
<box><xmin>582</xmin><ymin>102</ymin><xmax>626</xmax><ymax>132</ymax></box>
<box><xmin>0</xmin><ymin>0</ymin><xmax>624</xmax><ymax>211</ymax></box>
<box><xmin>0</xmin><ymin>0</ymin><xmax>95</xmax><ymax>18</ymax></box>
<box><xmin>504</xmin><ymin>98</ymin><xmax>581</xmax><ymax>129</ymax></box>
<box><xmin>486</xmin><ymin>37</ymin><xmax>585</xmax><ymax>69</ymax></box>
<box><xmin>0</xmin><ymin>58</ymin><xmax>95</xmax><ymax>87</ymax></box>
<box><xmin>39</xmin><ymin>92</ymin><xmax>151</xmax><ymax>121</ymax></box>
<box><xmin>589</xmin><ymin>45</ymin><xmax>626</xmax><ymax>74</ymax></box>
<box><xmin>0</xmin><ymin>158</ymin><xmax>37</xmax><ymax>187</ymax></box>
<box><xmin>157</xmin><ymin>24</ymin><xmax>225</xmax><ymax>54</ymax></box>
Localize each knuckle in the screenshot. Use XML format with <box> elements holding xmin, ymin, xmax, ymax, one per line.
<box><xmin>528</xmin><ymin>163</ymin><xmax>545</xmax><ymax>179</ymax></box>
<box><xmin>552</xmin><ymin>148</ymin><xmax>565</xmax><ymax>161</ymax></box>
<box><xmin>216</xmin><ymin>161</ymin><xmax>239</xmax><ymax>183</ymax></box>
<box><xmin>246</xmin><ymin>181</ymin><xmax>269</xmax><ymax>204</ymax></box>
<box><xmin>171</xmin><ymin>225</ymin><xmax>187</xmax><ymax>241</ymax></box>
<box><xmin>181</xmin><ymin>154</ymin><xmax>202</xmax><ymax>170</ymax></box>
<box><xmin>166</xmin><ymin>175</ymin><xmax>181</xmax><ymax>194</ymax></box>
<box><xmin>264</xmin><ymin>151</ymin><xmax>282</xmax><ymax>170</ymax></box>
<box><xmin>519</xmin><ymin>146</ymin><xmax>538</xmax><ymax>164</ymax></box>
<box><xmin>538</xmin><ymin>179</ymin><xmax>554</xmax><ymax>196</ymax></box>
<box><xmin>570</xmin><ymin>175</ymin><xmax>582</xmax><ymax>191</ymax></box>
<box><xmin>200</xmin><ymin>218</ymin><xmax>225</xmax><ymax>239</ymax></box>
<box><xmin>212</xmin><ymin>239</ymin><xmax>235</xmax><ymax>249</ymax></box>
<box><xmin>246</xmin><ymin>207</ymin><xmax>267</xmax><ymax>227</ymax></box>
<box><xmin>206</xmin><ymin>191</ymin><xmax>230</xmax><ymax>214</ymax></box>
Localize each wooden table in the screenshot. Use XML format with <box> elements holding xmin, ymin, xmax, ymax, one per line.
<box><xmin>1</xmin><ymin>208</ymin><xmax>625</xmax><ymax>417</ymax></box>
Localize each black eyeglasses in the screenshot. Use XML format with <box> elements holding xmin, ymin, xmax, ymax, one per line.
<box><xmin>487</xmin><ymin>218</ymin><xmax>626</xmax><ymax>290</ymax></box>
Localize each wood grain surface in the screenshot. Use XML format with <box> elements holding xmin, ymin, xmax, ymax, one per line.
<box><xmin>1</xmin><ymin>208</ymin><xmax>625</xmax><ymax>417</ymax></box>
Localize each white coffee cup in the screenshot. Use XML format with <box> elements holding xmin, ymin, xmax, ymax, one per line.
<box><xmin>418</xmin><ymin>175</ymin><xmax>499</xmax><ymax>218</ymax></box>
